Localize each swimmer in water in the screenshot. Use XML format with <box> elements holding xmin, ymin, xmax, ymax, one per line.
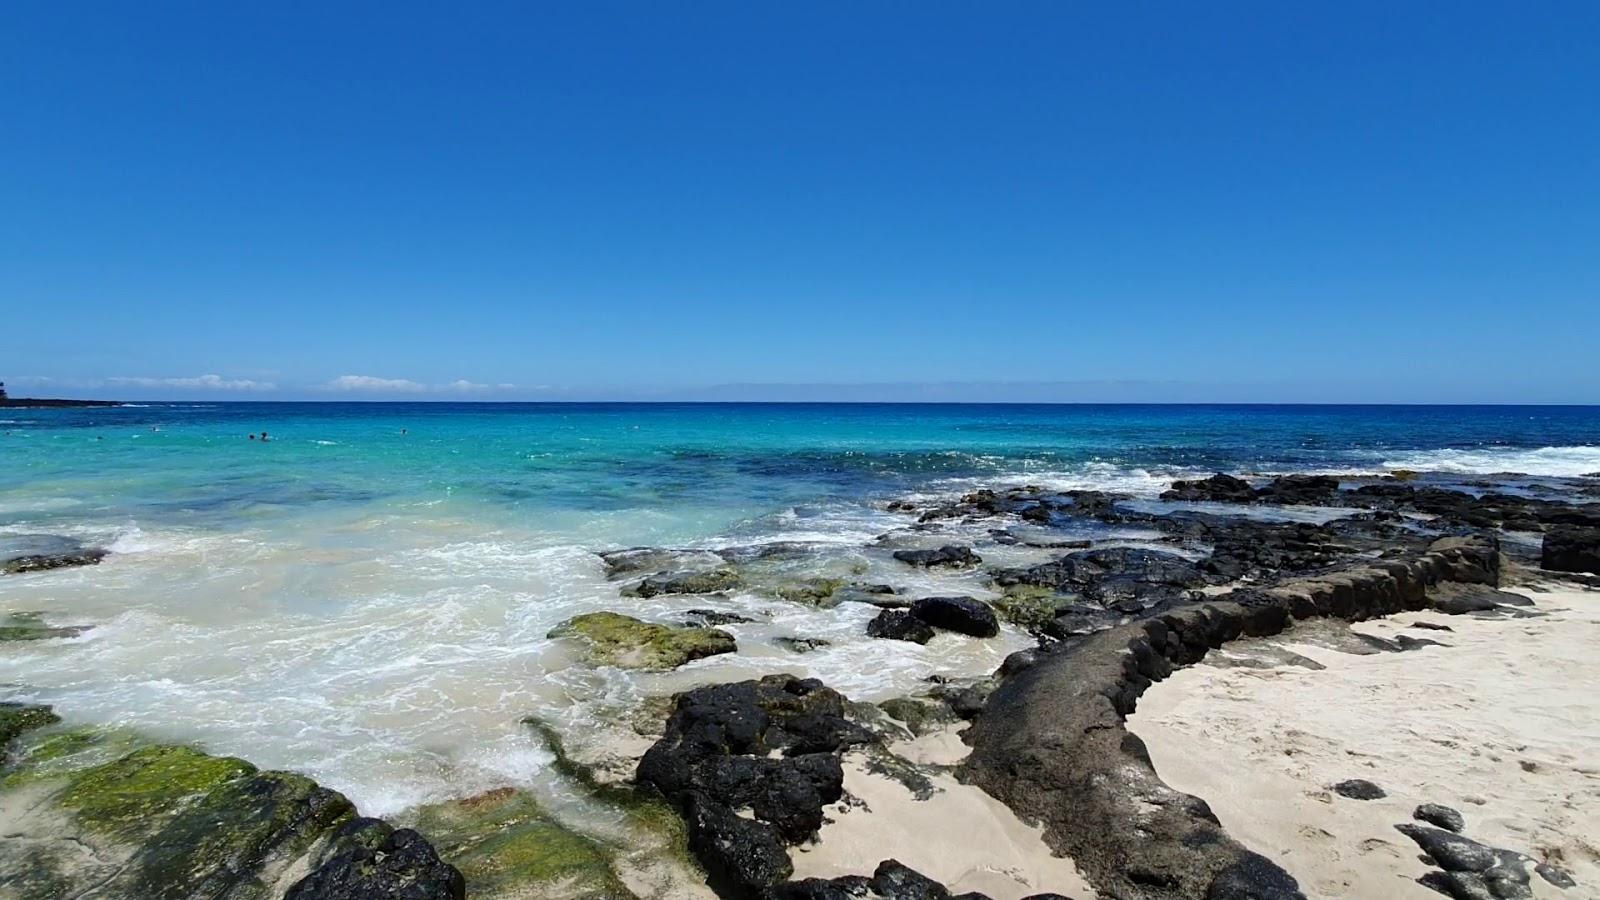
<box><xmin>249</xmin><ymin>434</ymin><xmax>255</xmax><ymax>440</ymax></box>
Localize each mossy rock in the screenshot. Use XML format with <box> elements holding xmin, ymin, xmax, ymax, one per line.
<box><xmin>992</xmin><ymin>585</ymin><xmax>1062</xmax><ymax>630</ymax></box>
<box><xmin>4</xmin><ymin>733</ymin><xmax>362</xmax><ymax>899</ymax></box>
<box><xmin>411</xmin><ymin>787</ymin><xmax>633</xmax><ymax>900</ymax></box>
<box><xmin>121</xmin><ymin>769</ymin><xmax>354</xmax><ymax>898</ymax></box>
<box><xmin>622</xmin><ymin>568</ymin><xmax>742</xmax><ymax>598</ymax></box>
<box><xmin>0</xmin><ymin>612</ymin><xmax>90</xmax><ymax>642</ymax></box>
<box><xmin>877</xmin><ymin>697</ymin><xmax>957</xmax><ymax>738</ymax></box>
<box><xmin>0</xmin><ymin>703</ymin><xmax>60</xmax><ymax>748</ymax></box>
<box><xmin>772</xmin><ymin>577</ymin><xmax>847</xmax><ymax>607</ymax></box>
<box><xmin>2</xmin><ymin>725</ymin><xmax>145</xmax><ymax>788</ymax></box>
<box><xmin>57</xmin><ymin>745</ymin><xmax>258</xmax><ymax>839</ymax></box>
<box><xmin>549</xmin><ymin>613</ymin><xmax>735</xmax><ymax>670</ymax></box>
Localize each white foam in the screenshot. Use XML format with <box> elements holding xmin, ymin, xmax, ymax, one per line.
<box><xmin>1369</xmin><ymin>446</ymin><xmax>1600</xmax><ymax>478</ymax></box>
<box><xmin>924</xmin><ymin>462</ymin><xmax>1192</xmax><ymax>500</ymax></box>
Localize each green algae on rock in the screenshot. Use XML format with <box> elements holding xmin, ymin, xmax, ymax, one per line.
<box><xmin>410</xmin><ymin>787</ymin><xmax>634</xmax><ymax>900</ymax></box>
<box><xmin>876</xmin><ymin>697</ymin><xmax>958</xmax><ymax>738</ymax></box>
<box><xmin>772</xmin><ymin>576</ymin><xmax>847</xmax><ymax>606</ymax></box>
<box><xmin>2</xmin><ymin>725</ymin><xmax>143</xmax><ymax>789</ymax></box>
<box><xmin>0</xmin><ymin>721</ymin><xmax>464</xmax><ymax>900</ymax></box>
<box><xmin>990</xmin><ymin>584</ymin><xmax>1063</xmax><ymax>631</ymax></box>
<box><xmin>622</xmin><ymin>568</ymin><xmax>742</xmax><ymax>598</ymax></box>
<box><xmin>549</xmin><ymin>612</ymin><xmax>735</xmax><ymax>670</ymax></box>
<box><xmin>0</xmin><ymin>611</ymin><xmax>91</xmax><ymax>642</ymax></box>
<box><xmin>58</xmin><ymin>745</ymin><xmax>257</xmax><ymax>838</ymax></box>
<box><xmin>0</xmin><ymin>702</ymin><xmax>60</xmax><ymax>748</ymax></box>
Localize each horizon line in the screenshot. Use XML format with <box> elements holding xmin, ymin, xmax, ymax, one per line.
<box><xmin>12</xmin><ymin>398</ymin><xmax>1600</xmax><ymax>409</ymax></box>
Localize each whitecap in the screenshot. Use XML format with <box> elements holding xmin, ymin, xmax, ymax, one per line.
<box><xmin>1369</xmin><ymin>446</ymin><xmax>1600</xmax><ymax>478</ymax></box>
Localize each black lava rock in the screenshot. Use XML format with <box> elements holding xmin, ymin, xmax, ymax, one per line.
<box><xmin>636</xmin><ymin>675</ymin><xmax>874</xmax><ymax>898</ymax></box>
<box><xmin>993</xmin><ymin>547</ymin><xmax>1203</xmax><ymax>600</ymax></box>
<box><xmin>774</xmin><ymin>636</ymin><xmax>832</xmax><ymax>653</ymax></box>
<box><xmin>1254</xmin><ymin>474</ymin><xmax>1341</xmax><ymax>505</ymax></box>
<box><xmin>287</xmin><ymin>822</ymin><xmax>464</xmax><ymax>900</ymax></box>
<box><xmin>1414</xmin><ymin>803</ymin><xmax>1466</xmax><ymax>833</ymax></box>
<box><xmin>1395</xmin><ymin>823</ymin><xmax>1498</xmax><ymax>872</ymax></box>
<box><xmin>1331</xmin><ymin>779</ymin><xmax>1387</xmax><ymax>800</ymax></box>
<box><xmin>892</xmin><ymin>545</ymin><xmax>982</xmax><ymax>568</ymax></box>
<box><xmin>1541</xmin><ymin>525</ymin><xmax>1600</xmax><ymax>574</ymax></box>
<box><xmin>775</xmin><ymin>859</ymin><xmax>973</xmax><ymax>900</ymax></box>
<box><xmin>0</xmin><ymin>534</ymin><xmax>108</xmax><ymax>575</ymax></box>
<box><xmin>909</xmin><ymin>596</ymin><xmax>1000</xmax><ymax>638</ymax></box>
<box><xmin>1161</xmin><ymin>473</ymin><xmax>1257</xmax><ymax>503</ymax></box>
<box><xmin>867</xmin><ymin>610</ymin><xmax>936</xmax><ymax>644</ymax></box>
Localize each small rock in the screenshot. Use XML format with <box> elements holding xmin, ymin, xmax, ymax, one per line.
<box><xmin>548</xmin><ymin>612</ymin><xmax>736</xmax><ymax>669</ymax></box>
<box><xmin>1395</xmin><ymin>823</ymin><xmax>1498</xmax><ymax>872</ymax></box>
<box><xmin>0</xmin><ymin>534</ymin><xmax>108</xmax><ymax>575</ymax></box>
<box><xmin>866</xmin><ymin>610</ymin><xmax>935</xmax><ymax>644</ymax></box>
<box><xmin>1535</xmin><ymin>862</ymin><xmax>1576</xmax><ymax>889</ymax></box>
<box><xmin>683</xmin><ymin>609</ymin><xmax>755</xmax><ymax>627</ymax></box>
<box><xmin>1414</xmin><ymin>803</ymin><xmax>1466</xmax><ymax>833</ymax></box>
<box><xmin>624</xmin><ymin>568</ymin><xmax>742</xmax><ymax>598</ymax></box>
<box><xmin>1431</xmin><ymin>584</ymin><xmax>1522</xmax><ymax>615</ymax></box>
<box><xmin>1331</xmin><ymin>779</ymin><xmax>1386</xmax><ymax>800</ymax></box>
<box><xmin>774</xmin><ymin>636</ymin><xmax>832</xmax><ymax>654</ymax></box>
<box><xmin>834</xmin><ymin>586</ymin><xmax>910</xmax><ymax>608</ymax></box>
<box><xmin>909</xmin><ymin>596</ymin><xmax>1000</xmax><ymax>638</ymax></box>
<box><xmin>892</xmin><ymin>545</ymin><xmax>981</xmax><ymax>568</ymax></box>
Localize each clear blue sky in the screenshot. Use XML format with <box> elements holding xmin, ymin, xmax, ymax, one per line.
<box><xmin>4</xmin><ymin>2</ymin><xmax>1597</xmax><ymax>402</ymax></box>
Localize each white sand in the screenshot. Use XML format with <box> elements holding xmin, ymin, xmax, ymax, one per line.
<box><xmin>791</xmin><ymin>744</ymin><xmax>1096</xmax><ymax>899</ymax></box>
<box><xmin>1128</xmin><ymin>586</ymin><xmax>1600</xmax><ymax>899</ymax></box>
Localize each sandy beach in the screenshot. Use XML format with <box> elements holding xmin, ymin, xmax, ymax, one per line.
<box><xmin>1128</xmin><ymin>584</ymin><xmax>1600</xmax><ymax>899</ymax></box>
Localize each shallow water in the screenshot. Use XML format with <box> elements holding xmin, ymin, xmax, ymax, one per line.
<box><xmin>1</xmin><ymin>402</ymin><xmax>1597</xmax><ymax>816</ymax></box>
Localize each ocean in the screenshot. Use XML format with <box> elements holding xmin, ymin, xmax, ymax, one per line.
<box><xmin>2</xmin><ymin>402</ymin><xmax>1598</xmax><ymax>818</ymax></box>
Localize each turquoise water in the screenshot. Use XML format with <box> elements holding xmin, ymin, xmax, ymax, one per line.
<box><xmin>7</xmin><ymin>403</ymin><xmax>1600</xmax><ymax>535</ymax></box>
<box><xmin>1</xmin><ymin>402</ymin><xmax>1597</xmax><ymax>816</ymax></box>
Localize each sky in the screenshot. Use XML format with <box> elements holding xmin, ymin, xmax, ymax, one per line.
<box><xmin>3</xmin><ymin>2</ymin><xmax>1598</xmax><ymax>403</ymax></box>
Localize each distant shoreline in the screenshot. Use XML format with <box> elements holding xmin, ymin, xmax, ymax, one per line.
<box><xmin>0</xmin><ymin>397</ymin><xmax>124</xmax><ymax>408</ymax></box>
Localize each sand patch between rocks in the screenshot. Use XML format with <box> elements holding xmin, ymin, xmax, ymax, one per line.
<box><xmin>791</xmin><ymin>746</ymin><xmax>1095</xmax><ymax>899</ymax></box>
<box><xmin>1128</xmin><ymin>585</ymin><xmax>1600</xmax><ymax>899</ymax></box>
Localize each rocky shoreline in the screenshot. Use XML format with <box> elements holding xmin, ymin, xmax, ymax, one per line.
<box><xmin>4</xmin><ymin>469</ymin><xmax>1598</xmax><ymax>899</ymax></box>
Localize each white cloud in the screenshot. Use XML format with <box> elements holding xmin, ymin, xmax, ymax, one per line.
<box><xmin>108</xmin><ymin>374</ymin><xmax>276</xmax><ymax>391</ymax></box>
<box><xmin>441</xmin><ymin>380</ymin><xmax>519</xmax><ymax>393</ymax></box>
<box><xmin>326</xmin><ymin>375</ymin><xmax>427</xmax><ymax>392</ymax></box>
